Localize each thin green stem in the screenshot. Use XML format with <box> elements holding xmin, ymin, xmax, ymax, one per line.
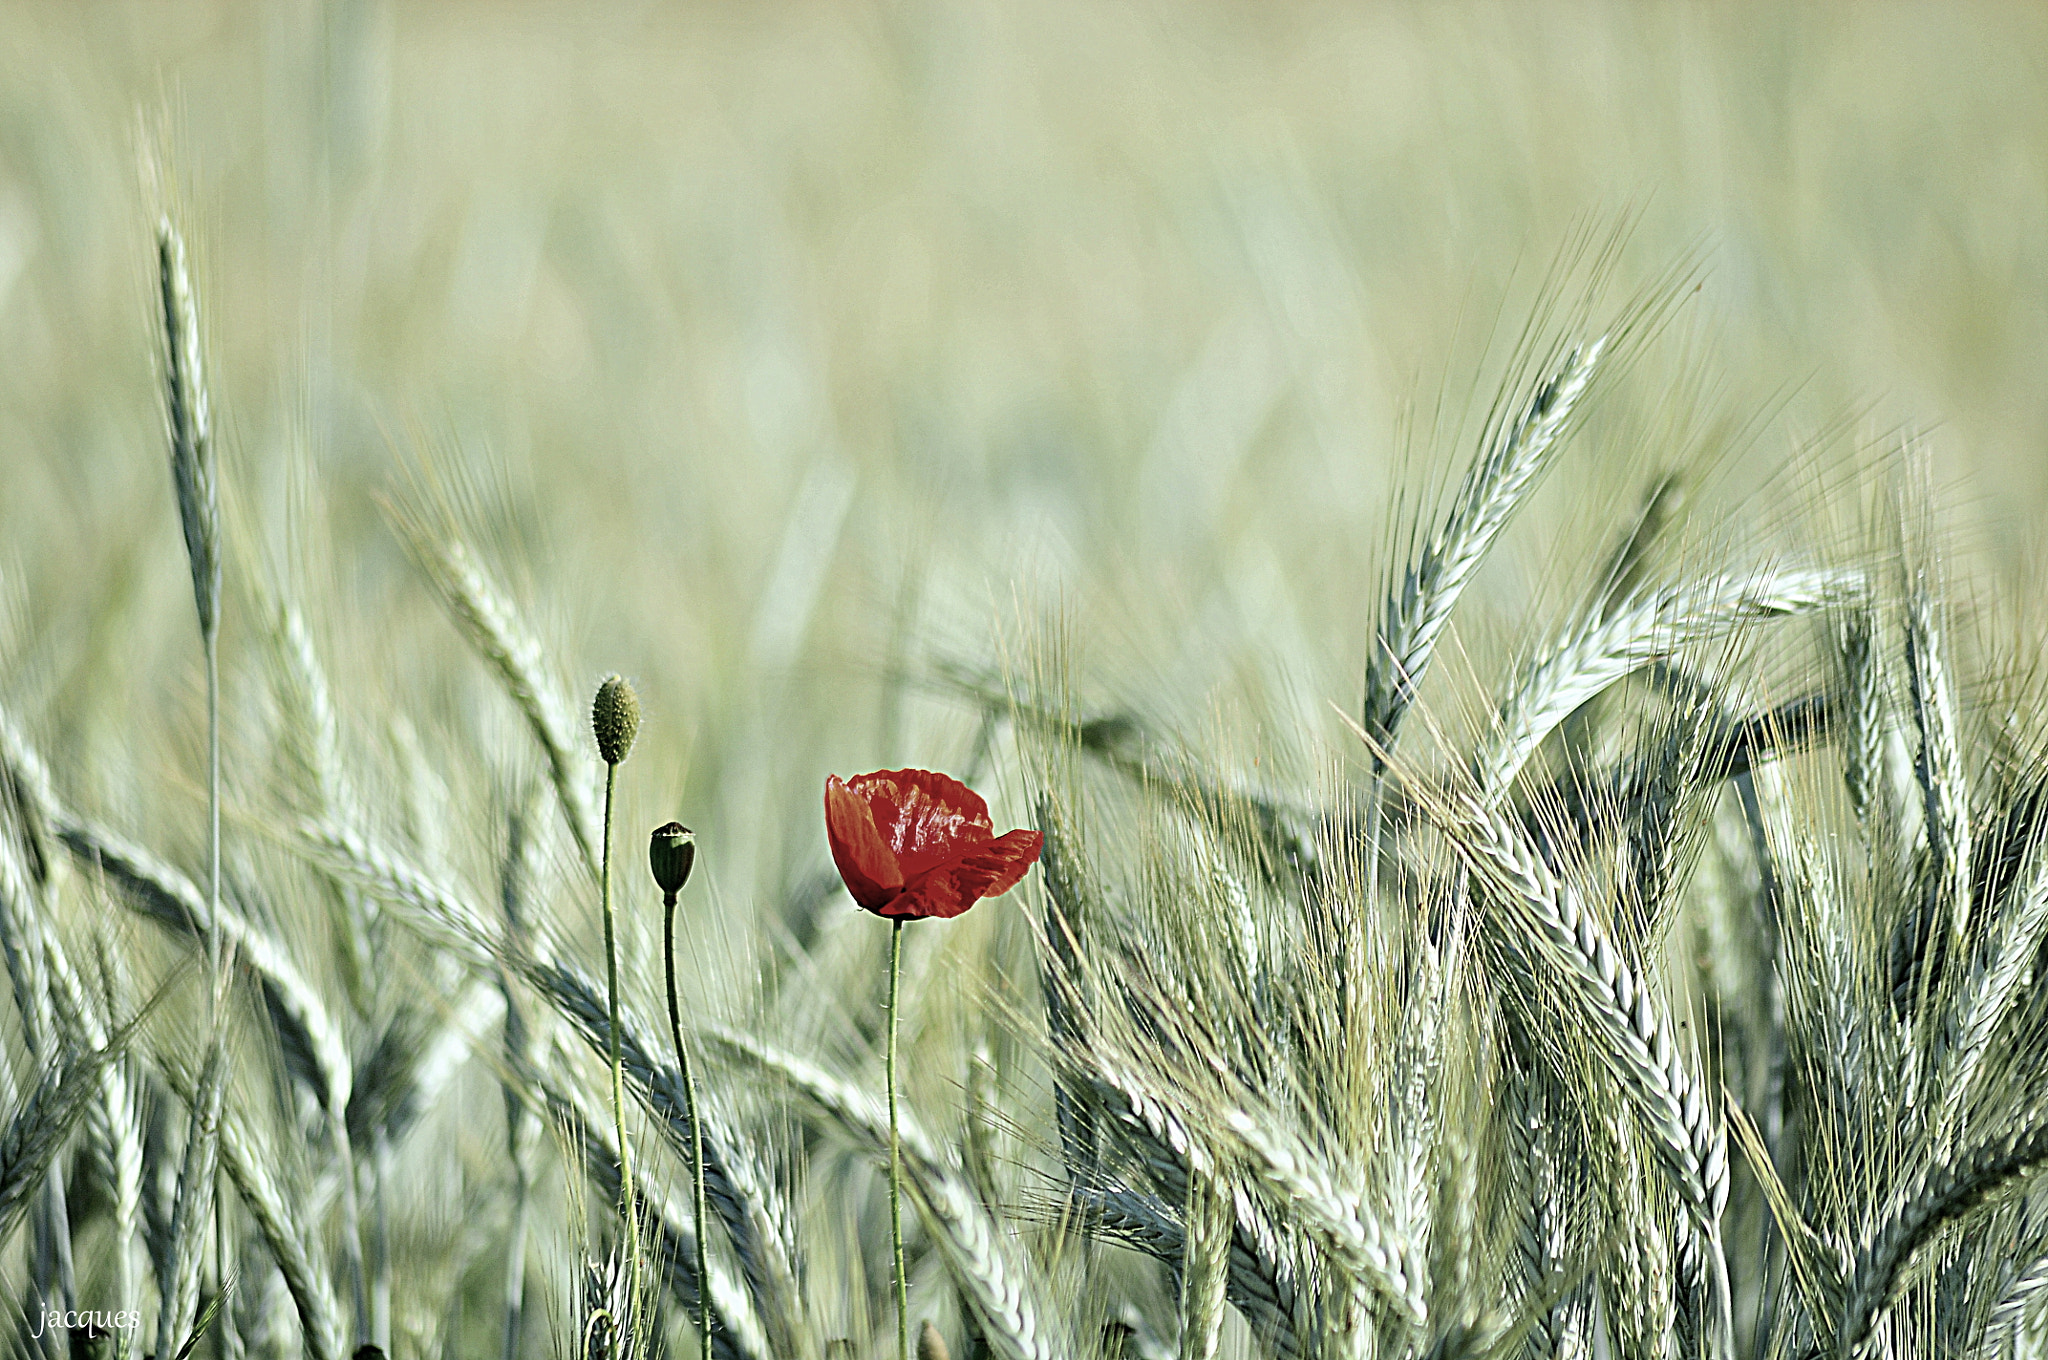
<box><xmin>337</xmin><ymin>1122</ymin><xmax>369</xmax><ymax>1346</ymax></box>
<box><xmin>599</xmin><ymin>762</ymin><xmax>642</xmax><ymax>1348</ymax></box>
<box><xmin>205</xmin><ymin>629</ymin><xmax>221</xmax><ymax>1003</ymax></box>
<box><xmin>887</xmin><ymin>918</ymin><xmax>907</xmax><ymax>1360</ymax></box>
<box><xmin>664</xmin><ymin>891</ymin><xmax>712</xmax><ymax>1357</ymax></box>
<box><xmin>204</xmin><ymin>624</ymin><xmax>227</xmax><ymax>1359</ymax></box>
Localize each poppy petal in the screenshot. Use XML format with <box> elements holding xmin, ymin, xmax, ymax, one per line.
<box><xmin>825</xmin><ymin>775</ymin><xmax>904</xmax><ymax>911</ymax></box>
<box><xmin>846</xmin><ymin>768</ymin><xmax>995</xmax><ymax>878</ymax></box>
<box><xmin>881</xmin><ymin>828</ymin><xmax>1044</xmax><ymax>920</ymax></box>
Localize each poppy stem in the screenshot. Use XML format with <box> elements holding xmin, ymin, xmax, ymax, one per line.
<box><xmin>599</xmin><ymin>760</ymin><xmax>642</xmax><ymax>1347</ymax></box>
<box><xmin>887</xmin><ymin>917</ymin><xmax>908</xmax><ymax>1360</ymax></box>
<box><xmin>663</xmin><ymin>889</ymin><xmax>711</xmax><ymax>1357</ymax></box>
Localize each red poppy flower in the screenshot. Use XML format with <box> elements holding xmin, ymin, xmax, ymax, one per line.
<box><xmin>824</xmin><ymin>768</ymin><xmax>1043</xmax><ymax>920</ymax></box>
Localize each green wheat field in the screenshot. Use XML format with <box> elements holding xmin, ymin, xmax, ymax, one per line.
<box><xmin>4</xmin><ymin>3</ymin><xmax>2048</xmax><ymax>1359</ymax></box>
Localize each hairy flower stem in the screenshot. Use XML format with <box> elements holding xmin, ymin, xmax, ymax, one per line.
<box><xmin>887</xmin><ymin>918</ymin><xmax>908</xmax><ymax>1360</ymax></box>
<box><xmin>599</xmin><ymin>761</ymin><xmax>641</xmax><ymax>1346</ymax></box>
<box><xmin>662</xmin><ymin>887</ymin><xmax>711</xmax><ymax>1357</ymax></box>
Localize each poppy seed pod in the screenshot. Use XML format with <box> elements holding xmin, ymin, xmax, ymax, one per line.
<box><xmin>649</xmin><ymin>822</ymin><xmax>696</xmax><ymax>897</ymax></box>
<box><xmin>592</xmin><ymin>675</ymin><xmax>640</xmax><ymax>765</ymax></box>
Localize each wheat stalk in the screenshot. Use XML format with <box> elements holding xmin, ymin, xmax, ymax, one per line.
<box><xmin>1179</xmin><ymin>1171</ymin><xmax>1231</xmax><ymax>1360</ymax></box>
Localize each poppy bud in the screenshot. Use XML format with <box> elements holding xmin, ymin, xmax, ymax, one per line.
<box><xmin>918</xmin><ymin>1322</ymin><xmax>951</xmax><ymax>1360</ymax></box>
<box><xmin>649</xmin><ymin>822</ymin><xmax>696</xmax><ymax>896</ymax></box>
<box><xmin>592</xmin><ymin>675</ymin><xmax>640</xmax><ymax>765</ymax></box>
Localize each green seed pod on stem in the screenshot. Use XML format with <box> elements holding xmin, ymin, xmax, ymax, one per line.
<box><xmin>592</xmin><ymin>676</ymin><xmax>639</xmax><ymax>766</ymax></box>
<box><xmin>591</xmin><ymin>674</ymin><xmax>642</xmax><ymax>1338</ymax></box>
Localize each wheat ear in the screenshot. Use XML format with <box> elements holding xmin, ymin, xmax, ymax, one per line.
<box><xmin>496</xmin><ymin>802</ymin><xmax>538</xmax><ymax>1360</ymax></box>
<box><xmin>154</xmin><ymin>1043</ymin><xmax>225</xmax><ymax>1360</ymax></box>
<box><xmin>57</xmin><ymin>816</ymin><xmax>353</xmax><ymax>1122</ymax></box>
<box><xmin>1362</xmin><ymin>338</ymin><xmax>1606</xmax><ymax>753</ymax></box>
<box><xmin>1083</xmin><ymin>1183</ymin><xmax>1306</xmax><ymax>1360</ymax></box>
<box><xmin>0</xmin><ymin>800</ymin><xmax>70</xmax><ymax>1347</ymax></box>
<box><xmin>1069</xmin><ymin>1052</ymin><xmax>1303</xmax><ymax>1358</ymax></box>
<box><xmin>532</xmin><ymin>957</ymin><xmax>806</xmax><ymax>1352</ymax></box>
<box><xmin>0</xmin><ymin>1036</ymin><xmax>132</xmax><ymax>1250</ymax></box>
<box><xmin>1217</xmin><ymin>1108</ymin><xmax>1423</xmax><ymax>1331</ymax></box>
<box><xmin>1839</xmin><ymin>1120</ymin><xmax>2048</xmax><ymax>1360</ymax></box>
<box><xmin>40</xmin><ymin>918</ymin><xmax>146</xmax><ymax>1358</ymax></box>
<box><xmin>1475</xmin><ymin>568</ymin><xmax>1857</xmax><ymax>803</ymax></box>
<box><xmin>1839</xmin><ymin>607</ymin><xmax>1886</xmax><ymax>834</ymax></box>
<box><xmin>1930</xmin><ymin>831</ymin><xmax>2048</xmax><ymax>1142</ymax></box>
<box><xmin>544</xmin><ymin>1074</ymin><xmax>768</xmax><ymax>1360</ymax></box>
<box><xmin>405</xmin><ymin>533</ymin><xmax>599</xmax><ymax>878</ymax></box>
<box><xmin>1410</xmin><ymin>781</ymin><xmax>1729</xmax><ymax>1264</ymax></box>
<box><xmin>1977</xmin><ymin>1253</ymin><xmax>2048</xmax><ymax>1359</ymax></box>
<box><xmin>1893</xmin><ymin>563</ymin><xmax>1971</xmax><ymax>1034</ymax></box>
